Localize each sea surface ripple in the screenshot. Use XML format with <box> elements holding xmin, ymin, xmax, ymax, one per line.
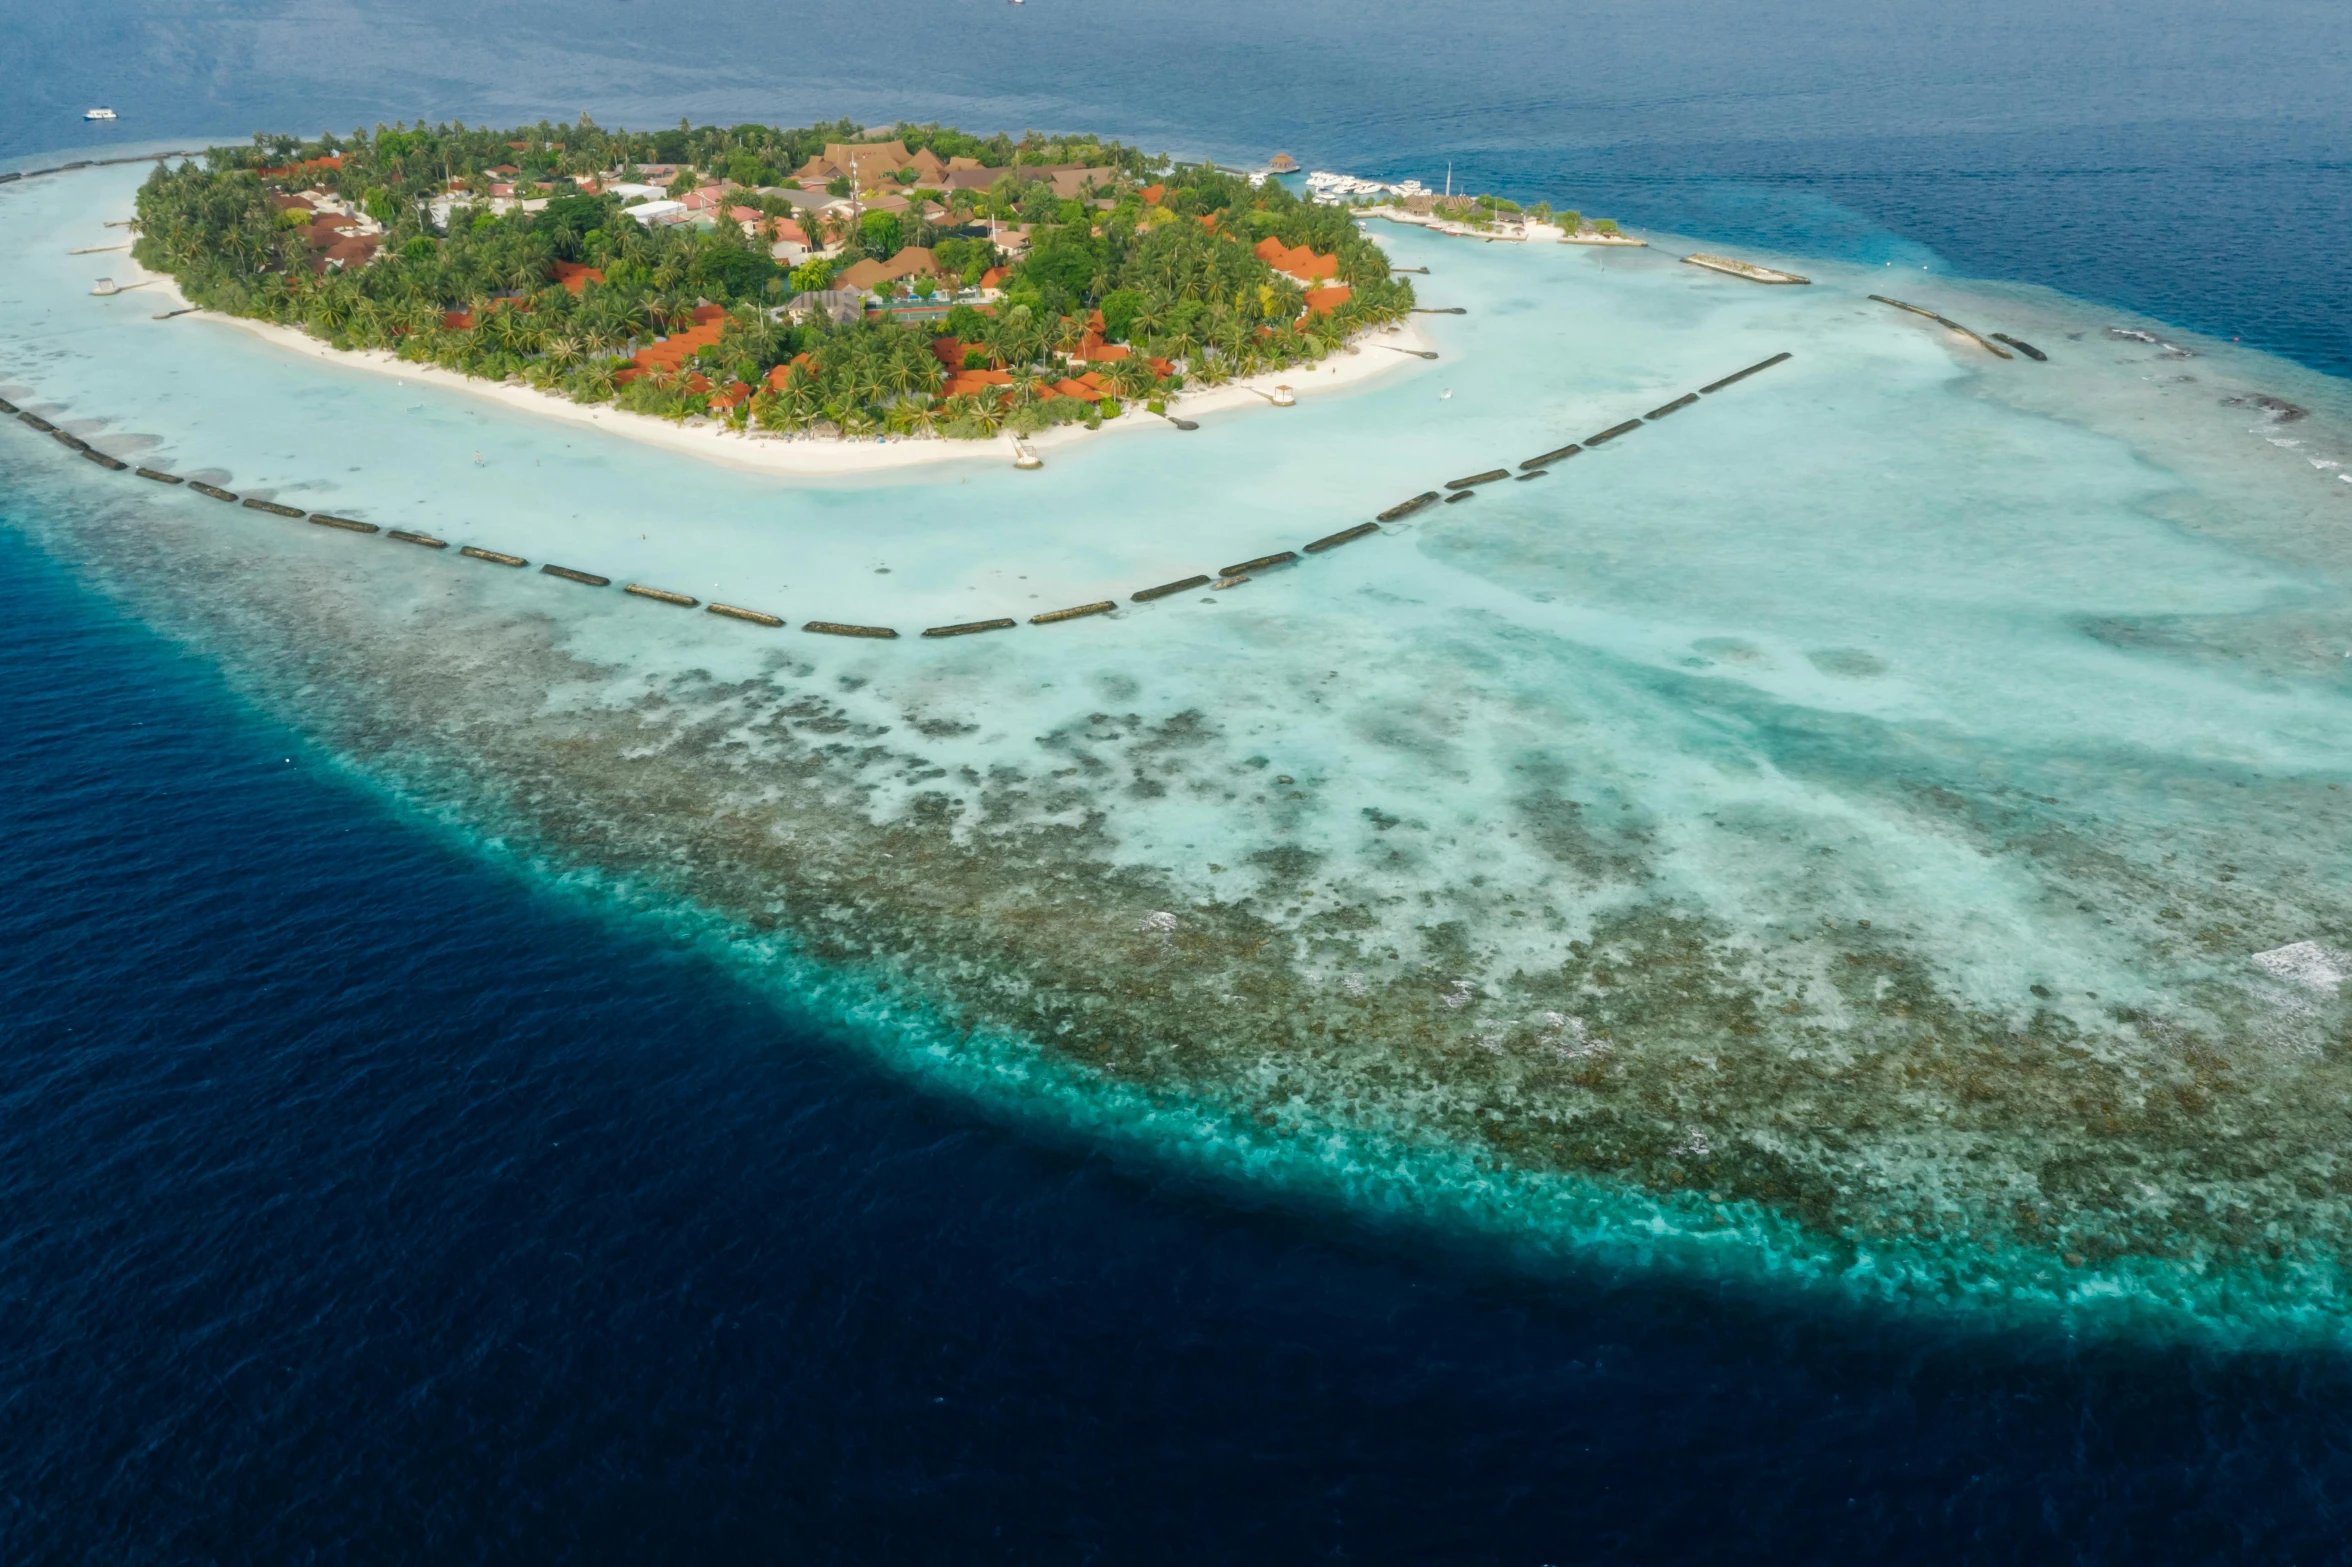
<box><xmin>7</xmin><ymin>0</ymin><xmax>2352</xmax><ymax>1558</ymax></box>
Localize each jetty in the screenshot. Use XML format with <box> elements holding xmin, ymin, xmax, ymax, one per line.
<box><xmin>1682</xmin><ymin>254</ymin><xmax>1811</xmax><ymax>285</ymax></box>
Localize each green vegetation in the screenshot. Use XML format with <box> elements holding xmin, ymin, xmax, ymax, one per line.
<box><xmin>132</xmin><ymin>117</ymin><xmax>1415</xmax><ymax>442</ymax></box>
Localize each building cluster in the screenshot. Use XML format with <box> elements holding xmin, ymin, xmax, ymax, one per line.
<box><xmin>268</xmin><ymin>185</ymin><xmax>386</xmax><ymax>274</ymax></box>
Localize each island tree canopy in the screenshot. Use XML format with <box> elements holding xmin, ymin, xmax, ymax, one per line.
<box><xmin>132</xmin><ymin>117</ymin><xmax>1415</xmax><ymax>440</ymax></box>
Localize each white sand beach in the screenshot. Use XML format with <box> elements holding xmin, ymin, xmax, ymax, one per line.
<box><xmin>127</xmin><ymin>250</ymin><xmax>1436</xmax><ymax>480</ymax></box>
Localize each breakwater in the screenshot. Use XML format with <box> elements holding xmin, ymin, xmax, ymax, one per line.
<box><xmin>1681</xmin><ymin>253</ymin><xmax>1811</xmax><ymax>285</ymax></box>
<box><xmin>1</xmin><ymin>350</ymin><xmax>1790</xmax><ymax>649</ymax></box>
<box><xmin>1869</xmin><ymin>296</ymin><xmax>2015</xmax><ymax>359</ymax></box>
<box><xmin>0</xmin><ymin>149</ymin><xmax>194</xmax><ymax>187</ymax></box>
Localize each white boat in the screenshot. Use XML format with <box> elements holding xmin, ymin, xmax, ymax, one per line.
<box><xmin>84</xmin><ymin>108</ymin><xmax>117</xmax><ymax>122</ymax></box>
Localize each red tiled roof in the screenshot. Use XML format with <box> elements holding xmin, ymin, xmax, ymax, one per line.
<box><xmin>708</xmin><ymin>379</ymin><xmax>754</xmax><ymax>410</ymax></box>
<box><xmin>762</xmin><ymin>353</ymin><xmax>817</xmax><ymax>392</ymax></box>
<box><xmin>443</xmin><ymin>310</ymin><xmax>475</xmax><ymax>330</ymax></box>
<box><xmin>1141</xmin><ymin>183</ymin><xmax>1165</xmax><ymax>205</ymax></box>
<box><xmin>978</xmin><ymin>266</ymin><xmax>1010</xmax><ymax>290</ymax></box>
<box><xmin>551</xmin><ymin>261</ymin><xmax>605</xmax><ymax>295</ymax></box>
<box><xmin>1302</xmin><ymin>283</ymin><xmax>1353</xmax><ymax>317</ymax></box>
<box><xmin>1254</xmin><ymin>235</ymin><xmax>1339</xmax><ymax>281</ymax></box>
<box><xmin>943</xmin><ymin>367</ymin><xmax>1014</xmax><ymax>400</ymax></box>
<box><xmin>624</xmin><ymin>306</ymin><xmax>734</xmax><ymax>379</ymax></box>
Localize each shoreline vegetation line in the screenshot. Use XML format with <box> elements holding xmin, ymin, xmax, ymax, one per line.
<box><xmin>122</xmin><ymin>117</ymin><xmax>1446</xmax><ymax>473</ymax></box>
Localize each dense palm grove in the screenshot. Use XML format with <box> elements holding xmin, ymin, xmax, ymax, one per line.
<box><xmin>131</xmin><ymin>118</ymin><xmax>1415</xmax><ymax>440</ymax></box>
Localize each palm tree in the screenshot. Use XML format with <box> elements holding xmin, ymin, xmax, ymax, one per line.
<box><xmin>882</xmin><ymin>350</ymin><xmax>924</xmax><ymax>399</ymax></box>
<box><xmin>571</xmin><ymin>362</ymin><xmax>618</xmax><ymax>402</ymax></box>
<box><xmin>778</xmin><ymin>369</ymin><xmax>819</xmax><ymax>428</ymax></box>
<box><xmin>1130</xmin><ymin>292</ymin><xmax>1169</xmax><ymax>344</ymax></box>
<box><xmin>1110</xmin><ymin>353</ymin><xmax>1156</xmax><ymax>400</ymax></box>
<box><xmin>957</xmin><ymin>393</ymin><xmax>1004</xmax><ymax>436</ymax></box>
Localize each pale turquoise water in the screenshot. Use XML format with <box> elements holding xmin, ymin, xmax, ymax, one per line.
<box><xmin>10</xmin><ymin>164</ymin><xmax>2352</xmax><ymax>1336</ymax></box>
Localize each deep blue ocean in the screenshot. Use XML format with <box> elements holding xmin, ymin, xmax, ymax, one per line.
<box><xmin>7</xmin><ymin>2</ymin><xmax>2352</xmax><ymax>1560</ymax></box>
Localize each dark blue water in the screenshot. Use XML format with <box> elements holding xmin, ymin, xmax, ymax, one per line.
<box><xmin>7</xmin><ymin>0</ymin><xmax>2349</xmax><ymax>376</ymax></box>
<box><xmin>8</xmin><ymin>528</ymin><xmax>2352</xmax><ymax>1563</ymax></box>
<box><xmin>9</xmin><ymin>2</ymin><xmax>2352</xmax><ymax>1557</ymax></box>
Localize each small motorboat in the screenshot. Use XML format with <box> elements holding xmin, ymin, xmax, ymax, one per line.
<box><xmin>84</xmin><ymin>108</ymin><xmax>118</xmax><ymax>122</ymax></box>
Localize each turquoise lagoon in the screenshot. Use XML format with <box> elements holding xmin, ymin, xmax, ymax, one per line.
<box><xmin>8</xmin><ymin>163</ymin><xmax>2352</xmax><ymax>1337</ymax></box>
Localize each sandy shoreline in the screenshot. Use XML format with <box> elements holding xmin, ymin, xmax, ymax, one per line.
<box><xmin>127</xmin><ymin>251</ymin><xmax>1435</xmax><ymax>481</ymax></box>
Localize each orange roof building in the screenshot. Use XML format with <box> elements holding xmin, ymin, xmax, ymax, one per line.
<box><xmin>1253</xmin><ymin>235</ymin><xmax>1340</xmax><ymax>282</ymax></box>
<box><xmin>834</xmin><ymin>247</ymin><xmax>943</xmax><ymax>295</ymax></box>
<box><xmin>1302</xmin><ymin>284</ymin><xmax>1353</xmax><ymax>317</ymax></box>
<box><xmin>613</xmin><ymin>304</ymin><xmax>732</xmax><ymax>385</ymax></box>
<box><xmin>551</xmin><ymin>261</ymin><xmax>605</xmax><ymax>294</ymax></box>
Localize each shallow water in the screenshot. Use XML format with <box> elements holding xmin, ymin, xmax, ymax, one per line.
<box><xmin>10</xmin><ymin>3</ymin><xmax>2352</xmax><ymax>1551</ymax></box>
<box><xmin>11</xmin><ymin>160</ymin><xmax>2352</xmax><ymax>1338</ymax></box>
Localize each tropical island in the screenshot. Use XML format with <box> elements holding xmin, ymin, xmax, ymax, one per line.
<box><xmin>130</xmin><ymin>117</ymin><xmax>1420</xmax><ymax>446</ymax></box>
